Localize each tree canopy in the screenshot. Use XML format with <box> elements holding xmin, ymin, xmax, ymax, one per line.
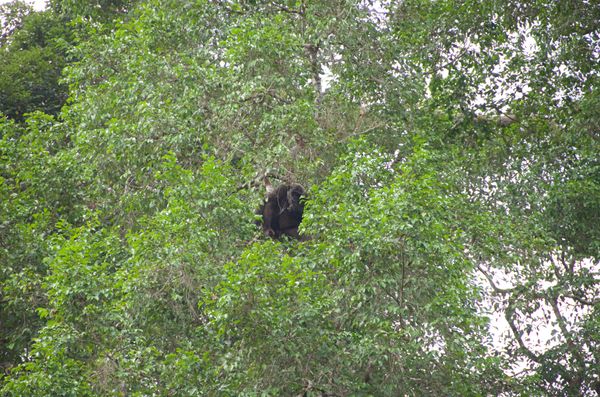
<box><xmin>1</xmin><ymin>0</ymin><xmax>599</xmax><ymax>396</ymax></box>
<box><xmin>0</xmin><ymin>1</ymin><xmax>72</xmax><ymax>120</ymax></box>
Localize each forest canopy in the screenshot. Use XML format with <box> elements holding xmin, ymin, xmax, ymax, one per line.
<box><xmin>1</xmin><ymin>0</ymin><xmax>599</xmax><ymax>396</ymax></box>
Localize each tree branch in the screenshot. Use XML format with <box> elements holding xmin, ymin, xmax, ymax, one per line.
<box><xmin>505</xmin><ymin>298</ymin><xmax>541</xmax><ymax>364</ymax></box>
<box><xmin>547</xmin><ymin>294</ymin><xmax>585</xmax><ymax>366</ymax></box>
<box><xmin>304</xmin><ymin>43</ymin><xmax>323</xmax><ymax>107</ymax></box>
<box><xmin>477</xmin><ymin>264</ymin><xmax>514</xmax><ymax>294</ymax></box>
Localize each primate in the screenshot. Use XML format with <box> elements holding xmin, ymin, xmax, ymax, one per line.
<box><xmin>259</xmin><ymin>182</ymin><xmax>306</xmax><ymax>239</ymax></box>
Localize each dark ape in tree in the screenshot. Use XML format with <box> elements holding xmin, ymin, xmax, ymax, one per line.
<box><xmin>260</xmin><ymin>182</ymin><xmax>306</xmax><ymax>239</ymax></box>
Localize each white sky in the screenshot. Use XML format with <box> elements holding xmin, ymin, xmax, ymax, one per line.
<box><xmin>0</xmin><ymin>0</ymin><xmax>46</xmax><ymax>11</ymax></box>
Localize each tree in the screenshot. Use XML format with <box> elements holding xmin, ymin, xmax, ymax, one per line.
<box><xmin>0</xmin><ymin>3</ymin><xmax>72</xmax><ymax>121</ymax></box>
<box><xmin>0</xmin><ymin>112</ymin><xmax>82</xmax><ymax>376</ymax></box>
<box><xmin>1</xmin><ymin>0</ymin><xmax>598</xmax><ymax>395</ymax></box>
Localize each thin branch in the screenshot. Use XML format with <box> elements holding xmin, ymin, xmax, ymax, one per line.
<box><xmin>505</xmin><ymin>299</ymin><xmax>541</xmax><ymax>363</ymax></box>
<box><xmin>564</xmin><ymin>293</ymin><xmax>599</xmax><ymax>306</ymax></box>
<box><xmin>233</xmin><ymin>171</ymin><xmax>285</xmax><ymax>194</ymax></box>
<box><xmin>344</xmin><ymin>122</ymin><xmax>387</xmax><ymax>140</ymax></box>
<box><xmin>270</xmin><ymin>2</ymin><xmax>304</xmax><ymax>15</ymax></box>
<box><xmin>547</xmin><ymin>294</ymin><xmax>585</xmax><ymax>366</ymax></box>
<box><xmin>430</xmin><ymin>48</ymin><xmax>468</xmax><ymax>76</ymax></box>
<box><xmin>304</xmin><ymin>43</ymin><xmax>323</xmax><ymax>106</ymax></box>
<box><xmin>216</xmin><ymin>0</ymin><xmax>245</xmax><ymax>15</ymax></box>
<box><xmin>477</xmin><ymin>264</ymin><xmax>514</xmax><ymax>294</ymax></box>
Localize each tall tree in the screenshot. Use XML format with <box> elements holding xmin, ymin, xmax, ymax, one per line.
<box><xmin>0</xmin><ymin>3</ymin><xmax>73</xmax><ymax>121</ymax></box>
<box><xmin>1</xmin><ymin>1</ymin><xmax>598</xmax><ymax>395</ymax></box>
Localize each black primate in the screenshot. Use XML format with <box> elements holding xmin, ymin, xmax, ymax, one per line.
<box><xmin>260</xmin><ymin>183</ymin><xmax>305</xmax><ymax>239</ymax></box>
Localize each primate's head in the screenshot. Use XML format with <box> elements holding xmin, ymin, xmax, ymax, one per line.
<box><xmin>286</xmin><ymin>184</ymin><xmax>305</xmax><ymax>212</ymax></box>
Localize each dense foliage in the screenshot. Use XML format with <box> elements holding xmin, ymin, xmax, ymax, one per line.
<box><xmin>1</xmin><ymin>0</ymin><xmax>598</xmax><ymax>395</ymax></box>
<box><xmin>0</xmin><ymin>1</ymin><xmax>72</xmax><ymax>120</ymax></box>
